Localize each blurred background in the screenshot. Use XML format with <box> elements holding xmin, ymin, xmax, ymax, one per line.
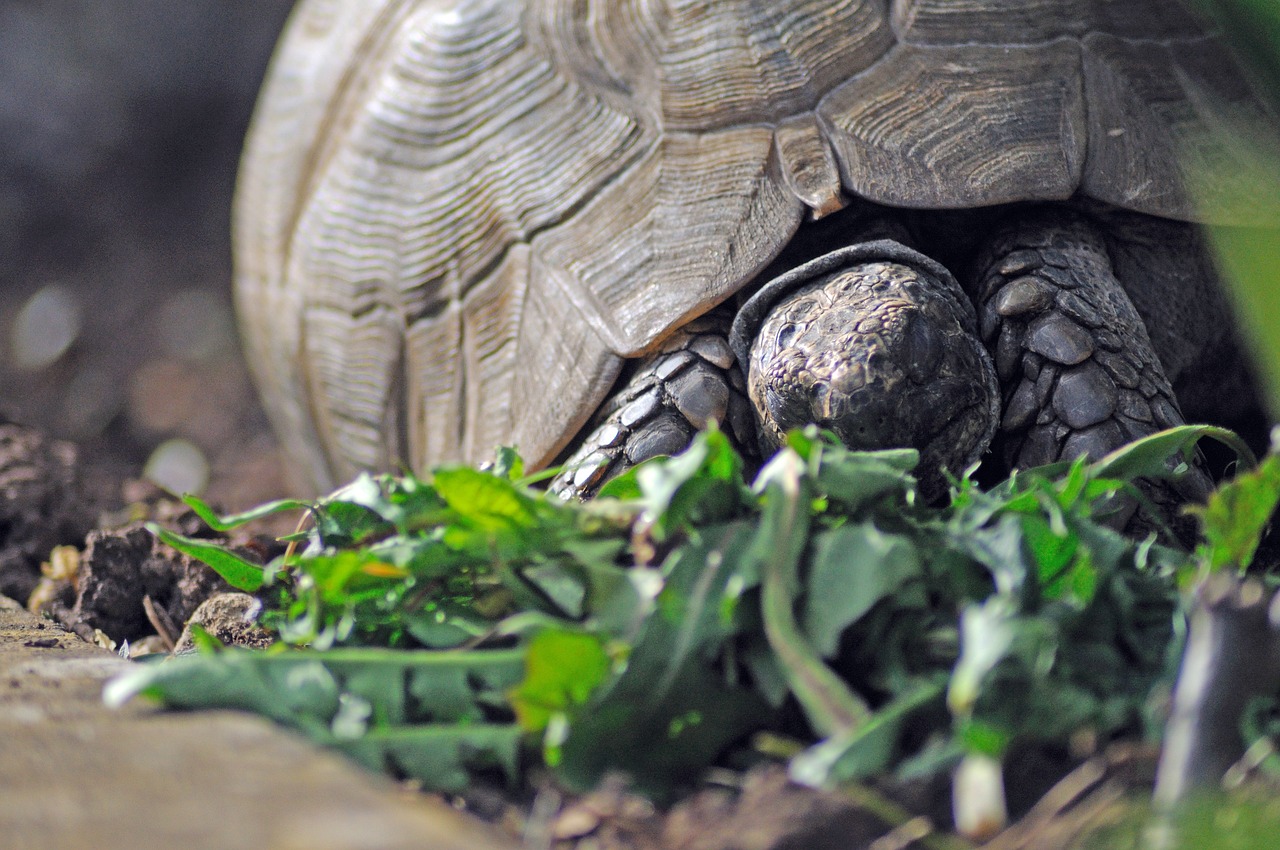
<box><xmin>0</xmin><ymin>0</ymin><xmax>296</xmax><ymax>507</ymax></box>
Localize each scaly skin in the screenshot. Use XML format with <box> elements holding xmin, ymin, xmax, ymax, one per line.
<box><xmin>549</xmin><ymin>311</ymin><xmax>754</xmax><ymax>498</ymax></box>
<box><xmin>973</xmin><ymin>211</ymin><xmax>1213</xmax><ymax>500</ymax></box>
<box><xmin>553</xmin><ymin>213</ymin><xmax>1215</xmax><ymax>505</ymax></box>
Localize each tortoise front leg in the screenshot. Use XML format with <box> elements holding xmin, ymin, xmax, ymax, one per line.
<box><xmin>973</xmin><ymin>210</ymin><xmax>1213</xmax><ymax>499</ymax></box>
<box><xmin>549</xmin><ymin>311</ymin><xmax>756</xmax><ymax>499</ymax></box>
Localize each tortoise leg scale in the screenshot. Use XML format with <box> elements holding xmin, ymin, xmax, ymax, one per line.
<box><xmin>549</xmin><ymin>311</ymin><xmax>755</xmax><ymax>499</ymax></box>
<box><xmin>973</xmin><ymin>211</ymin><xmax>1213</xmax><ymax>500</ymax></box>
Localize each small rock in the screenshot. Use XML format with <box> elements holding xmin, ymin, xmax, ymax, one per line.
<box><xmin>173</xmin><ymin>592</ymin><xmax>272</xmax><ymax>654</ymax></box>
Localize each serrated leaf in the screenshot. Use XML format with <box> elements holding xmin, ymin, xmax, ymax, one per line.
<box><xmin>491</xmin><ymin>446</ymin><xmax>524</xmax><ymax>481</ymax></box>
<box><xmin>1092</xmin><ymin>425</ymin><xmax>1256</xmax><ymax>483</ymax></box>
<box><xmin>812</xmin><ymin>444</ymin><xmax>919</xmax><ymax>511</ymax></box>
<box><xmin>553</xmin><ymin>521</ymin><xmax>766</xmax><ymax>795</ymax></box>
<box><xmin>637</xmin><ymin>427</ymin><xmax>746</xmax><ymax>536</ymax></box>
<box><xmin>335</xmin><ymin>724</ymin><xmax>523</xmax><ymax>792</ymax></box>
<box><xmin>756</xmin><ymin>450</ymin><xmax>871</xmax><ymax>737</ymax></box>
<box><xmin>312</xmin><ymin>500</ymin><xmax>392</xmax><ymax>547</ymax></box>
<box><xmin>595</xmin><ymin>465</ymin><xmax>644</xmax><ymax>500</ymax></box>
<box><xmin>1189</xmin><ymin>451</ymin><xmax>1280</xmax><ymax>572</ymax></box>
<box><xmin>790</xmin><ymin>679</ymin><xmax>944</xmax><ymax>786</ymax></box>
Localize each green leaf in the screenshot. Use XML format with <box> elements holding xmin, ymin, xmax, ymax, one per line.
<box><xmin>1189</xmin><ymin>450</ymin><xmax>1280</xmax><ymax>572</ymax></box>
<box><xmin>491</xmin><ymin>446</ymin><xmax>524</xmax><ymax>481</ymax></box>
<box><xmin>812</xmin><ymin>443</ymin><xmax>919</xmax><ymax>512</ymax></box>
<box><xmin>790</xmin><ymin>679</ymin><xmax>944</xmax><ymax>786</ymax></box>
<box><xmin>553</xmin><ymin>521</ymin><xmax>766</xmax><ymax>796</ymax></box>
<box><xmin>1021</xmin><ymin>513</ymin><xmax>1077</xmax><ymax>580</ymax></box>
<box><xmin>519</xmin><ymin>563</ymin><xmax>589</xmax><ymax>619</ymax></box>
<box><xmin>104</xmin><ymin>652</ymin><xmax>339</xmax><ymax>734</ymax></box>
<box><xmin>755</xmin><ymin>450</ymin><xmax>871</xmax><ymax>737</ymax></box>
<box><xmin>297</xmin><ymin>550</ymin><xmax>407</xmax><ymax>603</ymax></box>
<box><xmin>433</xmin><ymin>467</ymin><xmax>538</xmax><ymax>530</ymax></box>
<box><xmin>312</xmin><ymin>500</ymin><xmax>392</xmax><ymax>547</ymax></box>
<box><xmin>148</xmin><ymin>524</ymin><xmax>265</xmax><ymax>592</ymax></box>
<box><xmin>509</xmin><ymin>629</ymin><xmax>612</xmax><ymax>743</ymax></box>
<box><xmin>956</xmin><ymin>717</ymin><xmax>1012</xmax><ymax>758</ymax></box>
<box><xmin>637</xmin><ymin>427</ymin><xmax>746</xmax><ymax>536</ymax></box>
<box><xmin>335</xmin><ymin>724</ymin><xmax>522</xmax><ymax>792</ymax></box>
<box><xmin>595</xmin><ymin>464</ymin><xmax>644</xmax><ymax>500</ymax></box>
<box><xmin>803</xmin><ymin>522</ymin><xmax>923</xmax><ymax>657</ymax></box>
<box><xmin>1091</xmin><ymin>425</ymin><xmax>1256</xmax><ymax>483</ymax></box>
<box><xmin>182</xmin><ymin>494</ymin><xmax>309</xmax><ymax>532</ymax></box>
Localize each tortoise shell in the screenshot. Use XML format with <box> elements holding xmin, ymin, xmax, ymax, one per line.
<box><xmin>233</xmin><ymin>0</ymin><xmax>1277</xmax><ymax>490</ymax></box>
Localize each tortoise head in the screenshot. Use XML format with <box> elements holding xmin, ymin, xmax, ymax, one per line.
<box><xmin>731</xmin><ymin>241</ymin><xmax>999</xmax><ymax>496</ymax></box>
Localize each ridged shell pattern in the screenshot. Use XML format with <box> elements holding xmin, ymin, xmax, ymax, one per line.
<box><xmin>234</xmin><ymin>0</ymin><xmax>1276</xmax><ymax>488</ymax></box>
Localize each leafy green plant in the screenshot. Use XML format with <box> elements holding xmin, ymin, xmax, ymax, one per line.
<box><xmin>105</xmin><ymin>423</ymin><xmax>1277</xmax><ymax>810</ymax></box>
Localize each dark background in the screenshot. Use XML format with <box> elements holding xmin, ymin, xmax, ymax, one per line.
<box><xmin>0</xmin><ymin>0</ymin><xmax>297</xmax><ymax>506</ymax></box>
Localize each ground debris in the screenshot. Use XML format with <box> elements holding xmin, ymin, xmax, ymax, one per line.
<box><xmin>48</xmin><ymin>522</ymin><xmax>278</xmax><ymax>647</ymax></box>
<box><xmin>0</xmin><ymin>422</ymin><xmax>114</xmax><ymax>604</ymax></box>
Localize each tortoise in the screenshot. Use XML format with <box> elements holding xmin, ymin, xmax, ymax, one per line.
<box><xmin>234</xmin><ymin>0</ymin><xmax>1279</xmax><ymax>498</ymax></box>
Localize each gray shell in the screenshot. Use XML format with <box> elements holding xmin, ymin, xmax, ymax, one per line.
<box><xmin>234</xmin><ymin>0</ymin><xmax>1278</xmax><ymax>489</ymax></box>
